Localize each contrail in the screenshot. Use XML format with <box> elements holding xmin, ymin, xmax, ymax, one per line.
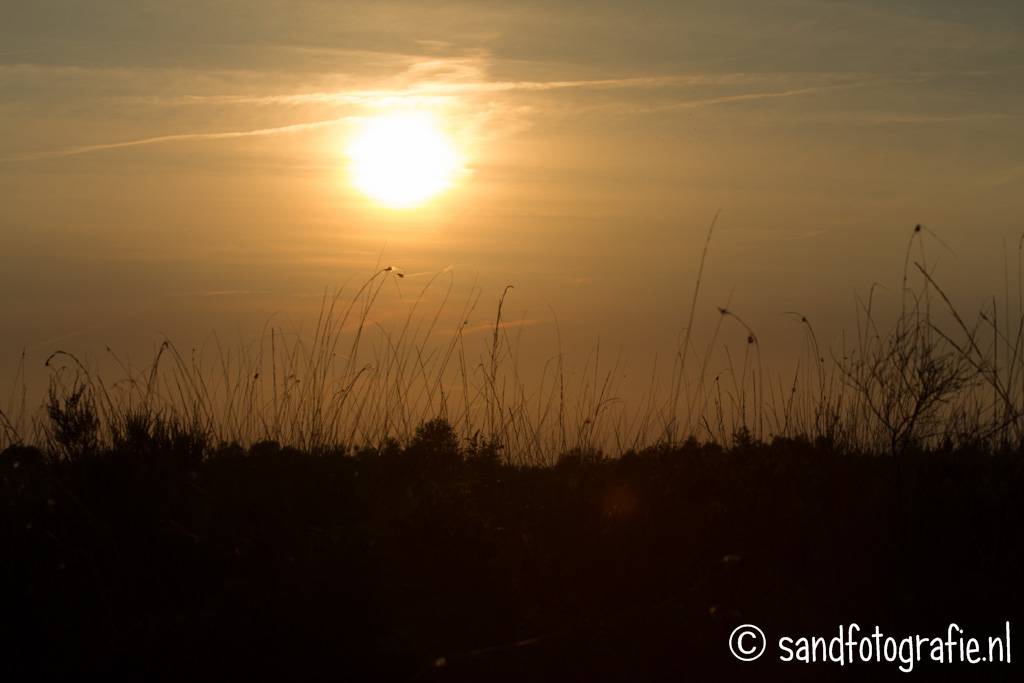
<box><xmin>672</xmin><ymin>85</ymin><xmax>846</xmax><ymax>108</ymax></box>
<box><xmin>184</xmin><ymin>76</ymin><xmax>875</xmax><ymax>115</ymax></box>
<box><xmin>600</xmin><ymin>76</ymin><xmax>916</xmax><ymax>115</ymax></box>
<box><xmin>659</xmin><ymin>80</ymin><xmax>886</xmax><ymax>111</ymax></box>
<box><xmin>2</xmin><ymin>76</ymin><xmax>894</xmax><ymax>162</ymax></box>
<box><xmin>1</xmin><ymin>116</ymin><xmax>350</xmax><ymax>162</ymax></box>
<box><xmin>128</xmin><ymin>74</ymin><xmax>764</xmax><ymax>107</ymax></box>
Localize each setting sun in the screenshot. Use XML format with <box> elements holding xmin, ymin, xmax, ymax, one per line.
<box><xmin>346</xmin><ymin>112</ymin><xmax>463</xmax><ymax>208</ymax></box>
<box><xmin>5</xmin><ymin>3</ymin><xmax>1024</xmax><ymax>678</ymax></box>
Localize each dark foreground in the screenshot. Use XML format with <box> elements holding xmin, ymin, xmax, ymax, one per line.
<box><xmin>3</xmin><ymin>422</ymin><xmax>1022</xmax><ymax>680</ymax></box>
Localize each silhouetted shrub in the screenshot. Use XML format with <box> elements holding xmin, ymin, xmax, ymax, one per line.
<box><xmin>731</xmin><ymin>426</ymin><xmax>760</xmax><ymax>451</ymax></box>
<box><xmin>555</xmin><ymin>446</ymin><xmax>604</xmax><ymax>469</ymax></box>
<box><xmin>464</xmin><ymin>431</ymin><xmax>502</xmax><ymax>468</ymax></box>
<box><xmin>45</xmin><ymin>381</ymin><xmax>99</xmax><ymax>459</ymax></box>
<box><xmin>209</xmin><ymin>441</ymin><xmax>246</xmax><ymax>461</ymax></box>
<box><xmin>249</xmin><ymin>439</ymin><xmax>283</xmax><ymax>458</ymax></box>
<box><xmin>110</xmin><ymin>409</ymin><xmax>208</xmax><ymax>468</ymax></box>
<box><xmin>404</xmin><ymin>418</ymin><xmax>463</xmax><ymax>473</ymax></box>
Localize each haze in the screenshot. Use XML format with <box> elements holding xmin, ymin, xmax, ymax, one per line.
<box><xmin>2</xmin><ymin>0</ymin><xmax>1023</xmax><ymax>407</ymax></box>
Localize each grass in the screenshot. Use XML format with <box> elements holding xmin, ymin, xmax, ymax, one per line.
<box><xmin>3</xmin><ymin>225</ymin><xmax>1024</xmax><ymax>678</ymax></box>
<box><xmin>4</xmin><ymin>224</ymin><xmax>1024</xmax><ymax>459</ymax></box>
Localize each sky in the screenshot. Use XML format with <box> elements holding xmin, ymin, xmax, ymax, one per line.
<box><xmin>2</xmin><ymin>0</ymin><xmax>1023</xmax><ymax>419</ymax></box>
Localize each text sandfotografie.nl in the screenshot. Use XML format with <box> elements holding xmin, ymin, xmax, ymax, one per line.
<box><xmin>729</xmin><ymin>622</ymin><xmax>1012</xmax><ymax>673</ymax></box>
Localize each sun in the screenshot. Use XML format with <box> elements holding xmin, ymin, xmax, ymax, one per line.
<box><xmin>346</xmin><ymin>112</ymin><xmax>463</xmax><ymax>209</ymax></box>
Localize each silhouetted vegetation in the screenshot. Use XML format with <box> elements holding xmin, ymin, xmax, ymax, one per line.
<box><xmin>3</xmin><ymin>228</ymin><xmax>1024</xmax><ymax>678</ymax></box>
<box><xmin>7</xmin><ymin>226</ymin><xmax>1024</xmax><ymax>460</ymax></box>
<box><xmin>2</xmin><ymin>422</ymin><xmax>1023</xmax><ymax>679</ymax></box>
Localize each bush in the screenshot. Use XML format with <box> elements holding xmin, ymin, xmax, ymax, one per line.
<box><xmin>403</xmin><ymin>418</ymin><xmax>463</xmax><ymax>473</ymax></box>
<box><xmin>45</xmin><ymin>381</ymin><xmax>99</xmax><ymax>460</ymax></box>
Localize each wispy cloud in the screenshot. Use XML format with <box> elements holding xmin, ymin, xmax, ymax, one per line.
<box><xmin>123</xmin><ymin>69</ymin><xmax>877</xmax><ymax>109</ymax></box>
<box><xmin>0</xmin><ymin>53</ymin><xmax>964</xmax><ymax>164</ymax></box>
<box><xmin>147</xmin><ymin>74</ymin><xmax>749</xmax><ymax>107</ymax></box>
<box><xmin>460</xmin><ymin>318</ymin><xmax>543</xmax><ymax>336</ymax></box>
<box><xmin>805</xmin><ymin>111</ymin><xmax>1024</xmax><ymax>126</ymax></box>
<box><xmin>5</xmin><ymin>67</ymin><xmax>864</xmax><ymax>161</ymax></box>
<box><xmin>639</xmin><ymin>76</ymin><xmax>919</xmax><ymax>113</ymax></box>
<box><xmin>665</xmin><ymin>84</ymin><xmax>862</xmax><ymax>110</ymax></box>
<box><xmin>984</xmin><ymin>164</ymin><xmax>1024</xmax><ymax>188</ymax></box>
<box><xmin>27</xmin><ymin>324</ymin><xmax>104</xmax><ymax>351</ymax></box>
<box><xmin>1</xmin><ymin>116</ymin><xmax>351</xmax><ymax>162</ymax></box>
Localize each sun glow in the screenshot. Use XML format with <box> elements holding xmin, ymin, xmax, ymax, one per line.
<box><xmin>346</xmin><ymin>112</ymin><xmax>463</xmax><ymax>209</ymax></box>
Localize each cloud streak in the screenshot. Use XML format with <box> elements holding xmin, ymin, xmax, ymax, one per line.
<box><xmin>126</xmin><ymin>71</ymin><xmax>872</xmax><ymax>108</ymax></box>
<box><xmin>153</xmin><ymin>75</ymin><xmax>737</xmax><ymax>106</ymax></box>
<box><xmin>640</xmin><ymin>76</ymin><xmax>918</xmax><ymax>113</ymax></box>
<box><xmin>0</xmin><ymin>67</ymin><xmax>939</xmax><ymax>163</ymax></box>
<box><xmin>460</xmin><ymin>318</ymin><xmax>543</xmax><ymax>336</ymax></box>
<box><xmin>1</xmin><ymin>116</ymin><xmax>351</xmax><ymax>162</ymax></box>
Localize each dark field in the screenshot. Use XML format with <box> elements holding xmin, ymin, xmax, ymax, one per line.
<box><xmin>3</xmin><ymin>420</ymin><xmax>1022</xmax><ymax>680</ymax></box>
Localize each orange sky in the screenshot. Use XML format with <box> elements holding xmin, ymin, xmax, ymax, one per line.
<box><xmin>2</xmin><ymin>1</ymin><xmax>1023</xmax><ymax>422</ymax></box>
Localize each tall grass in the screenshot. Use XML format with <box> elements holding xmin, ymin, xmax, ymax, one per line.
<box><xmin>5</xmin><ymin>225</ymin><xmax>1024</xmax><ymax>461</ymax></box>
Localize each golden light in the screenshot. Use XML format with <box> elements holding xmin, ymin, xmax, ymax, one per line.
<box><xmin>346</xmin><ymin>112</ymin><xmax>463</xmax><ymax>209</ymax></box>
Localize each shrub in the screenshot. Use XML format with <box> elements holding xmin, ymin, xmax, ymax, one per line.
<box><xmin>45</xmin><ymin>381</ymin><xmax>99</xmax><ymax>460</ymax></box>
<box><xmin>404</xmin><ymin>418</ymin><xmax>463</xmax><ymax>473</ymax></box>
